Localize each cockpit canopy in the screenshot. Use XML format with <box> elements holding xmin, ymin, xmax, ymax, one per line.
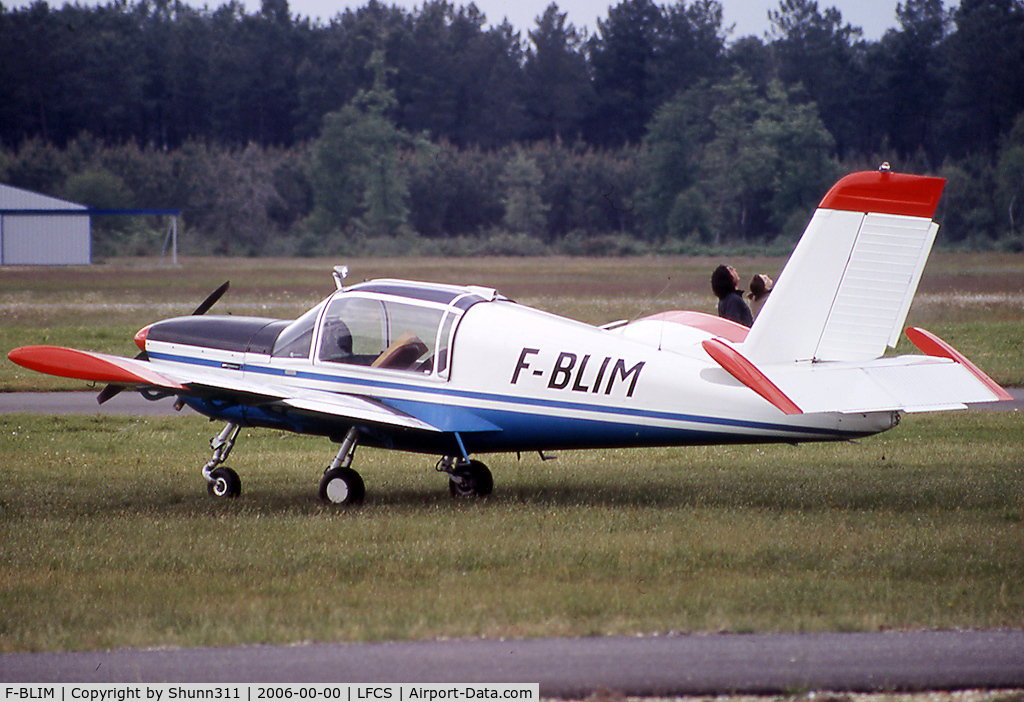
<box><xmin>271</xmin><ymin>279</ymin><xmax>503</xmax><ymax>378</ymax></box>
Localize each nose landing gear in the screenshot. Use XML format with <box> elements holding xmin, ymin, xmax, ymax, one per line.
<box><xmin>203</xmin><ymin>423</ymin><xmax>241</xmax><ymax>499</ymax></box>
<box><xmin>208</xmin><ymin>466</ymin><xmax>241</xmax><ymax>498</ymax></box>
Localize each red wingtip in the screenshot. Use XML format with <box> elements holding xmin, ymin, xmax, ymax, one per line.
<box><xmin>7</xmin><ymin>345</ymin><xmax>183</xmax><ymax>389</ymax></box>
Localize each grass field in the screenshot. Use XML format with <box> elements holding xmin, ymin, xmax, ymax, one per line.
<box><xmin>1</xmin><ymin>255</ymin><xmax>1022</xmax><ymax>655</ymax></box>
<box><xmin>2</xmin><ymin>254</ymin><xmax>1023</xmax><ymax>389</ymax></box>
<box><xmin>1</xmin><ymin>411</ymin><xmax>1022</xmax><ymax>653</ymax></box>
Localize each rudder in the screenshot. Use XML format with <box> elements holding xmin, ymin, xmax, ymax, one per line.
<box><xmin>741</xmin><ymin>169</ymin><xmax>945</xmax><ymax>365</ymax></box>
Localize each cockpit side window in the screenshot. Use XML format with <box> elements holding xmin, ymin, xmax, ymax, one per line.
<box><xmin>319</xmin><ymin>297</ymin><xmax>385</xmax><ymax>365</ymax></box>
<box><xmin>271</xmin><ymin>302</ymin><xmax>325</xmax><ymax>359</ymax></box>
<box><xmin>318</xmin><ymin>295</ymin><xmax>446</xmax><ymax>373</ymax></box>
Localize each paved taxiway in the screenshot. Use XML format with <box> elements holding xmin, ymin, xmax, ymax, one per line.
<box><xmin>2</xmin><ymin>631</ymin><xmax>1024</xmax><ymax>692</ymax></box>
<box><xmin>0</xmin><ymin>391</ymin><xmax>189</xmax><ymax>415</ymax></box>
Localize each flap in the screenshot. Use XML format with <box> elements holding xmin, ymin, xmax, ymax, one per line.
<box><xmin>278</xmin><ymin>394</ymin><xmax>442</xmax><ymax>432</ymax></box>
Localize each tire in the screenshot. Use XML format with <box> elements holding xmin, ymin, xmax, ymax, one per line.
<box><xmin>448</xmin><ymin>459</ymin><xmax>493</xmax><ymax>498</ymax></box>
<box><xmin>207</xmin><ymin>466</ymin><xmax>241</xmax><ymax>498</ymax></box>
<box><xmin>319</xmin><ymin>467</ymin><xmax>366</xmax><ymax>505</ymax></box>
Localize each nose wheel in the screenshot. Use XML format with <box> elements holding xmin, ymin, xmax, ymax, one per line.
<box><xmin>207</xmin><ymin>466</ymin><xmax>241</xmax><ymax>498</ymax></box>
<box><xmin>203</xmin><ymin>423</ymin><xmax>242</xmax><ymax>499</ymax></box>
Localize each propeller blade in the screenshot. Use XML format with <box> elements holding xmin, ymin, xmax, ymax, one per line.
<box><xmin>192</xmin><ymin>281</ymin><xmax>230</xmax><ymax>316</ymax></box>
<box><xmin>96</xmin><ymin>382</ymin><xmax>124</xmax><ymax>405</ymax></box>
<box><xmin>96</xmin><ymin>350</ymin><xmax>149</xmax><ymax>404</ymax></box>
<box><xmin>97</xmin><ymin>281</ymin><xmax>228</xmax><ymax>405</ymax></box>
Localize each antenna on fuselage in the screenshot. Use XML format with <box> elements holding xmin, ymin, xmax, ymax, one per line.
<box><xmin>631</xmin><ymin>276</ymin><xmax>674</xmax><ymax>322</ymax></box>
<box><xmin>332</xmin><ymin>265</ymin><xmax>350</xmax><ymax>290</ymax></box>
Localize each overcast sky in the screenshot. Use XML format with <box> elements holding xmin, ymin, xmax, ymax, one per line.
<box><xmin>227</xmin><ymin>0</ymin><xmax>952</xmax><ymax>41</ymax></box>
<box><xmin>9</xmin><ymin>0</ymin><xmax>958</xmax><ymax>40</ymax></box>
<box><xmin>364</xmin><ymin>0</ymin><xmax>916</xmax><ymax>41</ymax></box>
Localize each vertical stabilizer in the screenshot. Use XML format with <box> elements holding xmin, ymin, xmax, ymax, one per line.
<box><xmin>742</xmin><ymin>170</ymin><xmax>945</xmax><ymax>365</ymax></box>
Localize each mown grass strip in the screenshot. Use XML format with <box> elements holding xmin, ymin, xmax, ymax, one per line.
<box><xmin>3</xmin><ymin>254</ymin><xmax>1023</xmax><ymax>389</ymax></box>
<box><xmin>1</xmin><ymin>411</ymin><xmax>1021</xmax><ymax>653</ymax></box>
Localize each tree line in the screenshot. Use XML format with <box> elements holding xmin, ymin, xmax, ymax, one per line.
<box><xmin>1</xmin><ymin>0</ymin><xmax>1023</xmax><ymax>256</ymax></box>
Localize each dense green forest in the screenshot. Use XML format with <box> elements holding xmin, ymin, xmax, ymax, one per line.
<box><xmin>2</xmin><ymin>0</ymin><xmax>1024</xmax><ymax>256</ymax></box>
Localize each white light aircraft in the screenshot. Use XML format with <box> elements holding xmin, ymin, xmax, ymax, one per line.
<box><xmin>8</xmin><ymin>168</ymin><xmax>1011</xmax><ymax>505</ymax></box>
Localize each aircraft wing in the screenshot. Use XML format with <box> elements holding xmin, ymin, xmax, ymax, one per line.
<box><xmin>8</xmin><ymin>346</ymin><xmax>186</xmax><ymax>389</ymax></box>
<box><xmin>7</xmin><ymin>345</ymin><xmax>442</xmax><ymax>433</ymax></box>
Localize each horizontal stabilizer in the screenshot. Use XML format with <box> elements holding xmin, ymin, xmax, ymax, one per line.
<box><xmin>7</xmin><ymin>346</ymin><xmax>184</xmax><ymax>390</ymax></box>
<box><xmin>704</xmin><ymin>327</ymin><xmax>1009</xmax><ymax>415</ymax></box>
<box><xmin>905</xmin><ymin>327</ymin><xmax>1013</xmax><ymax>402</ymax></box>
<box><xmin>762</xmin><ymin>356</ymin><xmax>1005</xmax><ymax>414</ymax></box>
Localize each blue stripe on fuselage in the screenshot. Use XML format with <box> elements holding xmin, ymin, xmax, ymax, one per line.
<box><xmin>148</xmin><ymin>350</ymin><xmax>859</xmax><ymax>443</ymax></box>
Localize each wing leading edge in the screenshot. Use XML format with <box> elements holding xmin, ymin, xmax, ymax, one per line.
<box><xmin>8</xmin><ymin>346</ymin><xmax>185</xmax><ymax>390</ymax></box>
<box><xmin>7</xmin><ymin>345</ymin><xmax>448</xmax><ymax>433</ymax></box>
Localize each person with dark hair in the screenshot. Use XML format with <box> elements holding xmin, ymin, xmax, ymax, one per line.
<box><xmin>711</xmin><ymin>264</ymin><xmax>753</xmax><ymax>327</ymax></box>
<box><xmin>748</xmin><ymin>273</ymin><xmax>773</xmax><ymax>318</ymax></box>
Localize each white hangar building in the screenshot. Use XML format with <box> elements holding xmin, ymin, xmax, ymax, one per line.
<box><xmin>0</xmin><ymin>183</ymin><xmax>91</xmax><ymax>265</ymax></box>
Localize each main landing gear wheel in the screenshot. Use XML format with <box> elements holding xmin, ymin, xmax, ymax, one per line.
<box><xmin>319</xmin><ymin>467</ymin><xmax>365</xmax><ymax>506</ymax></box>
<box><xmin>207</xmin><ymin>466</ymin><xmax>241</xmax><ymax>498</ymax></box>
<box><xmin>448</xmin><ymin>459</ymin><xmax>493</xmax><ymax>498</ymax></box>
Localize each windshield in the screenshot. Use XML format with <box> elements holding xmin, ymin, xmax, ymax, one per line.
<box><xmin>271</xmin><ymin>301</ymin><xmax>325</xmax><ymax>360</ymax></box>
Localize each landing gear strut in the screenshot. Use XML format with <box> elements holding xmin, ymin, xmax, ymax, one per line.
<box><xmin>319</xmin><ymin>427</ymin><xmax>365</xmax><ymax>505</ymax></box>
<box><xmin>203</xmin><ymin>423</ymin><xmax>241</xmax><ymax>498</ymax></box>
<box><xmin>438</xmin><ymin>456</ymin><xmax>493</xmax><ymax>498</ymax></box>
<box><xmin>199</xmin><ymin>422</ymin><xmax>492</xmax><ymax>504</ymax></box>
